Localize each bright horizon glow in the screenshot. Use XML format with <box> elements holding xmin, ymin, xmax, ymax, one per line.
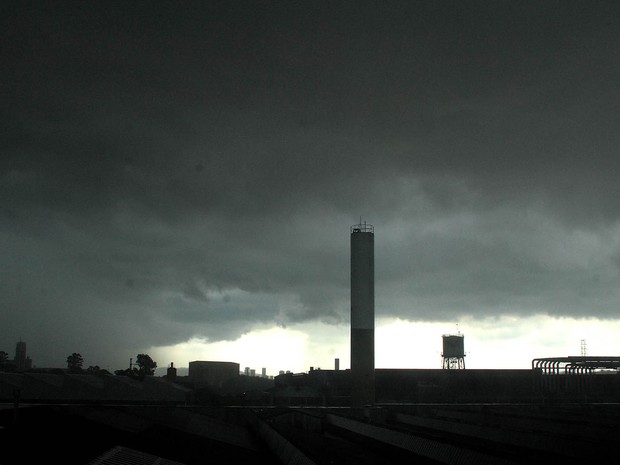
<box><xmin>149</xmin><ymin>315</ymin><xmax>620</xmax><ymax>377</ymax></box>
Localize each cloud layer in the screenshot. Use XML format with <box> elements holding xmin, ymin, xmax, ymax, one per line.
<box><xmin>2</xmin><ymin>1</ymin><xmax>620</xmax><ymax>368</ymax></box>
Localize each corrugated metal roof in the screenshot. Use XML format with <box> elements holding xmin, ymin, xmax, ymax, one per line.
<box><xmin>86</xmin><ymin>445</ymin><xmax>187</xmax><ymax>465</ymax></box>
<box><xmin>0</xmin><ymin>373</ymin><xmax>190</xmax><ymax>402</ymax></box>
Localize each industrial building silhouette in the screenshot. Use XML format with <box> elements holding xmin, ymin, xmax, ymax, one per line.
<box><xmin>2</xmin><ymin>360</ymin><xmax>620</xmax><ymax>464</ymax></box>
<box><xmin>2</xmin><ymin>223</ymin><xmax>620</xmax><ymax>464</ymax></box>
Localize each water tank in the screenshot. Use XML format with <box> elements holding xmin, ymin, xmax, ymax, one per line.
<box><xmin>442</xmin><ymin>334</ymin><xmax>465</xmax><ymax>358</ymax></box>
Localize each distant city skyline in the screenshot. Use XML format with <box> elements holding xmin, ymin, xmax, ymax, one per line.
<box><xmin>6</xmin><ymin>310</ymin><xmax>619</xmax><ymax>378</ymax></box>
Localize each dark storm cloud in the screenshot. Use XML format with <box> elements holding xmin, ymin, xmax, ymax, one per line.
<box><xmin>2</xmin><ymin>1</ymin><xmax>620</xmax><ymax>368</ymax></box>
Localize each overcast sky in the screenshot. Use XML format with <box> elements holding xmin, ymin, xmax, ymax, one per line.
<box><xmin>3</xmin><ymin>1</ymin><xmax>620</xmax><ymax>373</ymax></box>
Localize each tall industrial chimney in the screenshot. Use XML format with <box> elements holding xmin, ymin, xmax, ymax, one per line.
<box><xmin>350</xmin><ymin>221</ymin><xmax>375</xmax><ymax>406</ymax></box>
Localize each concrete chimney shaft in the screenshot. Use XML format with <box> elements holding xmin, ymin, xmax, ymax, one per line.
<box><xmin>350</xmin><ymin>223</ymin><xmax>375</xmax><ymax>406</ymax></box>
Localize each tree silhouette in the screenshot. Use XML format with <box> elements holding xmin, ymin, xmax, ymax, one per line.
<box><xmin>114</xmin><ymin>367</ymin><xmax>136</xmax><ymax>377</ymax></box>
<box><xmin>66</xmin><ymin>352</ymin><xmax>84</xmax><ymax>372</ymax></box>
<box><xmin>86</xmin><ymin>365</ymin><xmax>110</xmax><ymax>375</ymax></box>
<box><xmin>135</xmin><ymin>353</ymin><xmax>157</xmax><ymax>377</ymax></box>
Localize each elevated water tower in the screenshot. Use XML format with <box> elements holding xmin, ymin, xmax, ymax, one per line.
<box><xmin>442</xmin><ymin>333</ymin><xmax>465</xmax><ymax>369</ymax></box>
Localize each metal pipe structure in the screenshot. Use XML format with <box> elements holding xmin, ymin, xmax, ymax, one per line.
<box><xmin>532</xmin><ymin>356</ymin><xmax>620</xmax><ymax>393</ymax></box>
<box><xmin>350</xmin><ymin>222</ymin><xmax>375</xmax><ymax>407</ymax></box>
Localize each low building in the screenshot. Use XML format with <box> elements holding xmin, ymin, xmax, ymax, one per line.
<box><xmin>188</xmin><ymin>361</ymin><xmax>240</xmax><ymax>390</ymax></box>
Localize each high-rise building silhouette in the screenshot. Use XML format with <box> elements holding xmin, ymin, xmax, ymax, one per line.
<box><xmin>350</xmin><ymin>221</ymin><xmax>375</xmax><ymax>406</ymax></box>
<box><xmin>14</xmin><ymin>340</ymin><xmax>27</xmax><ymax>372</ymax></box>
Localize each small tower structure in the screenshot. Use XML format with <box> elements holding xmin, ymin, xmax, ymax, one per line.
<box><xmin>166</xmin><ymin>362</ymin><xmax>177</xmax><ymax>382</ymax></box>
<box><xmin>442</xmin><ymin>333</ymin><xmax>465</xmax><ymax>369</ymax></box>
